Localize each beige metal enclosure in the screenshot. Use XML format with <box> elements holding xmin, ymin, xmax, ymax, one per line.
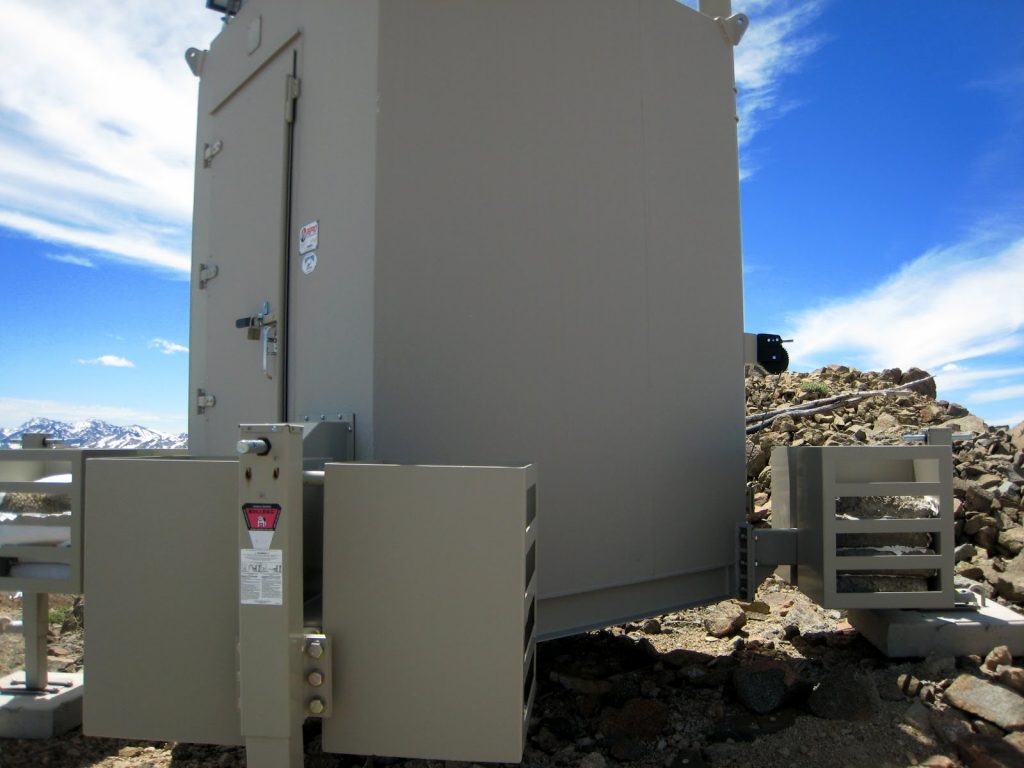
<box><xmin>188</xmin><ymin>0</ymin><xmax>748</xmax><ymax>640</ymax></box>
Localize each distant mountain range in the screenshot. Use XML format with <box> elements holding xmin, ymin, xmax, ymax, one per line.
<box><xmin>0</xmin><ymin>418</ymin><xmax>187</xmax><ymax>450</ymax></box>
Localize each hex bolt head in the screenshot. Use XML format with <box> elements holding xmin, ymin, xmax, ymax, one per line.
<box><xmin>308</xmin><ymin>697</ymin><xmax>326</xmax><ymax>715</ymax></box>
<box><xmin>307</xmin><ymin>670</ymin><xmax>324</xmax><ymax>687</ymax></box>
<box><xmin>306</xmin><ymin>640</ymin><xmax>324</xmax><ymax>659</ymax></box>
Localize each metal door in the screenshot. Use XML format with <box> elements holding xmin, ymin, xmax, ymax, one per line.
<box><xmin>189</xmin><ymin>39</ymin><xmax>300</xmax><ymax>455</ymax></box>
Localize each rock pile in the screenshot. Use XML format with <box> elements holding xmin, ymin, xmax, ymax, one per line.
<box><xmin>745</xmin><ymin>365</ymin><xmax>1024</xmax><ymax>611</ymax></box>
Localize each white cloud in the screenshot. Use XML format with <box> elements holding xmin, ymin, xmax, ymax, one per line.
<box><xmin>972</xmin><ymin>384</ymin><xmax>1024</xmax><ymax>404</ymax></box>
<box><xmin>0</xmin><ymin>1</ymin><xmax>221</xmax><ymax>272</ymax></box>
<box><xmin>935</xmin><ymin>366</ymin><xmax>1024</xmax><ymax>393</ymax></box>
<box><xmin>46</xmin><ymin>252</ymin><xmax>95</xmax><ymax>268</ymax></box>
<box><xmin>734</xmin><ymin>0</ymin><xmax>826</xmax><ymax>160</ymax></box>
<box><xmin>0</xmin><ymin>212</ymin><xmax>190</xmax><ymax>273</ymax></box>
<box><xmin>785</xmin><ymin>236</ymin><xmax>1024</xmax><ymax>372</ymax></box>
<box><xmin>79</xmin><ymin>355</ymin><xmax>135</xmax><ymax>368</ymax></box>
<box><xmin>0</xmin><ymin>397</ymin><xmax>184</xmax><ymax>434</ymax></box>
<box><xmin>783</xmin><ymin>234</ymin><xmax>1024</xmax><ymax>425</ymax></box>
<box><xmin>150</xmin><ymin>338</ymin><xmax>189</xmax><ymax>355</ymax></box>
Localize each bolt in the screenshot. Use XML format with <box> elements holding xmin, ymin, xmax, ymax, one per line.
<box><xmin>307</xmin><ymin>670</ymin><xmax>324</xmax><ymax>687</ymax></box>
<box><xmin>308</xmin><ymin>697</ymin><xmax>326</xmax><ymax>715</ymax></box>
<box><xmin>306</xmin><ymin>640</ymin><xmax>324</xmax><ymax>659</ymax></box>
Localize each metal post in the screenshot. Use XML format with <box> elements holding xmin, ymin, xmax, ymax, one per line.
<box><xmin>22</xmin><ymin>593</ymin><xmax>49</xmax><ymax>691</ymax></box>
<box><xmin>237</xmin><ymin>424</ymin><xmax>305</xmax><ymax>768</ymax></box>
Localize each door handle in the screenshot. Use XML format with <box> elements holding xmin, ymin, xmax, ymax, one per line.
<box><xmin>236</xmin><ymin>301</ymin><xmax>278</xmax><ymax>378</ymax></box>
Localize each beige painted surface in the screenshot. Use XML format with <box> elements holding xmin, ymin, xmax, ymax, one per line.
<box><xmin>190</xmin><ymin>0</ymin><xmax>746</xmax><ymax>637</ymax></box>
<box><xmin>321</xmin><ymin>463</ymin><xmax>536</xmax><ymax>762</ymax></box>
<box><xmin>771</xmin><ymin>446</ymin><xmax>955</xmax><ymax>610</ymax></box>
<box><xmin>189</xmin><ymin>14</ymin><xmax>299</xmax><ymax>454</ymax></box>
<box><xmin>83</xmin><ymin>458</ymin><xmax>242</xmax><ymax>745</ymax></box>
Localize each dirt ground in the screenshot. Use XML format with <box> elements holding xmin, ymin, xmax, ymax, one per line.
<box><xmin>0</xmin><ymin>580</ymin><xmax>969</xmax><ymax>768</ymax></box>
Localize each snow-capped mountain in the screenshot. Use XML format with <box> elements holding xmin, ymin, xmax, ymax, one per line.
<box><xmin>0</xmin><ymin>418</ymin><xmax>187</xmax><ymax>450</ymax></box>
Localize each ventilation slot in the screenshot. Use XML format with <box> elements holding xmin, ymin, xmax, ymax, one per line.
<box><xmin>524</xmin><ymin>597</ymin><xmax>535</xmax><ymax>655</ymax></box>
<box><xmin>523</xmin><ymin>654</ymin><xmax>535</xmax><ymax>714</ymax></box>
<box><xmin>526</xmin><ymin>484</ymin><xmax>536</xmax><ymax>530</ymax></box>
<box><xmin>525</xmin><ymin>541</ymin><xmax>536</xmax><ymax>591</ymax></box>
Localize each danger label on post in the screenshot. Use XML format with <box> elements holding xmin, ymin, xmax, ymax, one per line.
<box><xmin>243</xmin><ymin>503</ymin><xmax>281</xmax><ymax>531</ymax></box>
<box><xmin>243</xmin><ymin>503</ymin><xmax>281</xmax><ymax>549</ymax></box>
<box><xmin>240</xmin><ymin>549</ymin><xmax>283</xmax><ymax>605</ymax></box>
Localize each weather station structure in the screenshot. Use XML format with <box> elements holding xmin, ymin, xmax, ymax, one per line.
<box><xmin>1</xmin><ymin>1</ymin><xmax>1020</xmax><ymax>766</ymax></box>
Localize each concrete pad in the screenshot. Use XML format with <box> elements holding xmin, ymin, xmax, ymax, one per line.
<box><xmin>849</xmin><ymin>602</ymin><xmax>1024</xmax><ymax>658</ymax></box>
<box><xmin>0</xmin><ymin>671</ymin><xmax>83</xmax><ymax>738</ymax></box>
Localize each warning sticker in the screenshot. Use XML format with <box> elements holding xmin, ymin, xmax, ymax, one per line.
<box><xmin>301</xmin><ymin>251</ymin><xmax>317</xmax><ymax>275</ymax></box>
<box><xmin>243</xmin><ymin>503</ymin><xmax>281</xmax><ymax>549</ymax></box>
<box><xmin>243</xmin><ymin>503</ymin><xmax>281</xmax><ymax>531</ymax></box>
<box><xmin>240</xmin><ymin>549</ymin><xmax>283</xmax><ymax>605</ymax></box>
<box><xmin>299</xmin><ymin>220</ymin><xmax>319</xmax><ymax>254</ymax></box>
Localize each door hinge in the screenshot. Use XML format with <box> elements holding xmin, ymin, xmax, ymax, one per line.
<box><xmin>196</xmin><ymin>389</ymin><xmax>217</xmax><ymax>414</ymax></box>
<box><xmin>198</xmin><ymin>262</ymin><xmax>219</xmax><ymax>289</ymax></box>
<box><xmin>203</xmin><ymin>139</ymin><xmax>224</xmax><ymax>167</ymax></box>
<box><xmin>285</xmin><ymin>75</ymin><xmax>301</xmax><ymax>124</ymax></box>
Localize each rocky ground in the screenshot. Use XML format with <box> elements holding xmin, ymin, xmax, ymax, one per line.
<box><xmin>1</xmin><ymin>366</ymin><xmax>1023</xmax><ymax>768</ymax></box>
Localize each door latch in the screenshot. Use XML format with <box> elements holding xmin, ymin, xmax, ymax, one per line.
<box><xmin>235</xmin><ymin>301</ymin><xmax>278</xmax><ymax>379</ymax></box>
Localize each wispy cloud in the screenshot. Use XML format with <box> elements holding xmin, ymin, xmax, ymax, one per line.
<box><xmin>46</xmin><ymin>252</ymin><xmax>95</xmax><ymax>268</ymax></box>
<box><xmin>734</xmin><ymin>0</ymin><xmax>827</xmax><ymax>167</ymax></box>
<box><xmin>935</xmin><ymin>364</ymin><xmax>1024</xmax><ymax>393</ymax></box>
<box><xmin>149</xmin><ymin>338</ymin><xmax>189</xmax><ymax>355</ymax></box>
<box><xmin>785</xmin><ymin>235</ymin><xmax>1024</xmax><ymax>371</ymax></box>
<box><xmin>0</xmin><ymin>1</ymin><xmax>221</xmax><ymax>273</ymax></box>
<box><xmin>78</xmin><ymin>355</ymin><xmax>135</xmax><ymax>368</ymax></box>
<box><xmin>784</xmin><ymin>233</ymin><xmax>1024</xmax><ymax>423</ymax></box>
<box><xmin>973</xmin><ymin>384</ymin><xmax>1024</xmax><ymax>404</ymax></box>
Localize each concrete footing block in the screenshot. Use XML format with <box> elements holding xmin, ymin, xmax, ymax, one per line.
<box><xmin>0</xmin><ymin>671</ymin><xmax>83</xmax><ymax>738</ymax></box>
<box><xmin>849</xmin><ymin>602</ymin><xmax>1024</xmax><ymax>658</ymax></box>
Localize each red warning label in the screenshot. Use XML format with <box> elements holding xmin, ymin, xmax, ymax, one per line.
<box><xmin>243</xmin><ymin>503</ymin><xmax>281</xmax><ymax>531</ymax></box>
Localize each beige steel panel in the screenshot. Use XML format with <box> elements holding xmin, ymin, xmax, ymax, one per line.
<box><xmin>189</xmin><ymin>23</ymin><xmax>299</xmax><ymax>455</ymax></box>
<box><xmin>283</xmin><ymin>2</ymin><xmax>379</xmax><ymax>456</ymax></box>
<box><xmin>83</xmin><ymin>458</ymin><xmax>242</xmax><ymax>745</ymax></box>
<box><xmin>321</xmin><ymin>463</ymin><xmax>536</xmax><ymax>762</ymax></box>
<box><xmin>192</xmin><ymin>0</ymin><xmax>747</xmax><ymax>637</ymax></box>
<box><xmin>371</xmin><ymin>0</ymin><xmax>745</xmax><ymax>636</ymax></box>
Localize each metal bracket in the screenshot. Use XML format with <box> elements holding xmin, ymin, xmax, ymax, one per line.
<box><xmin>718</xmin><ymin>13</ymin><xmax>749</xmax><ymax>46</ymax></box>
<box><xmin>302</xmin><ymin>633</ymin><xmax>332</xmax><ymax>718</ymax></box>
<box><xmin>203</xmin><ymin>139</ymin><xmax>224</xmax><ymax>167</ymax></box>
<box><xmin>198</xmin><ymin>262</ymin><xmax>219</xmax><ymax>289</ymax></box>
<box><xmin>196</xmin><ymin>388</ymin><xmax>217</xmax><ymax>414</ymax></box>
<box><xmin>185</xmin><ymin>47</ymin><xmax>207</xmax><ymax>78</ymax></box>
<box><xmin>736</xmin><ymin>524</ymin><xmax>798</xmax><ymax>600</ymax></box>
<box><xmin>301</xmin><ymin>414</ymin><xmax>356</xmax><ymax>466</ymax></box>
<box><xmin>955</xmin><ymin>586</ymin><xmax>987</xmax><ymax>609</ymax></box>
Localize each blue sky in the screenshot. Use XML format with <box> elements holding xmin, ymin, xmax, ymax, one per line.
<box><xmin>1</xmin><ymin>0</ymin><xmax>1022</xmax><ymax>436</ymax></box>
